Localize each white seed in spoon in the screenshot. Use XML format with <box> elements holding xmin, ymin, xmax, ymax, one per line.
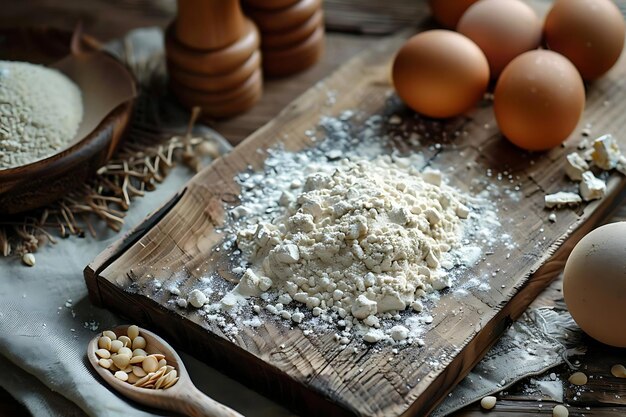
<box><xmin>163</xmin><ymin>370</ymin><xmax>177</xmax><ymax>386</ymax></box>
<box><xmin>134</xmin><ymin>374</ymin><xmax>151</xmax><ymax>387</ymax></box>
<box><xmin>132</xmin><ymin>366</ymin><xmax>147</xmax><ymax>377</ymax></box>
<box><xmin>127</xmin><ymin>325</ymin><xmax>139</xmax><ymax>340</ymax></box>
<box><xmin>147</xmin><ymin>367</ymin><xmax>166</xmax><ymax>384</ymax></box>
<box><xmin>127</xmin><ymin>373</ymin><xmax>140</xmax><ymax>384</ymax></box>
<box><xmin>132</xmin><ymin>348</ymin><xmax>147</xmax><ymax>357</ymax></box>
<box><xmin>132</xmin><ymin>336</ymin><xmax>146</xmax><ymax>350</ymax></box>
<box><xmin>164</xmin><ymin>377</ymin><xmax>179</xmax><ymax>389</ymax></box>
<box><xmin>98</xmin><ymin>336</ymin><xmax>112</xmax><ymax>350</ymax></box>
<box><xmin>154</xmin><ymin>374</ymin><xmax>167</xmax><ymax>390</ymax></box>
<box><xmin>130</xmin><ymin>355</ymin><xmax>145</xmax><ymax>364</ymax></box>
<box><xmin>117</xmin><ymin>347</ymin><xmax>132</xmax><ymax>357</ymax></box>
<box><xmin>142</xmin><ymin>356</ymin><xmax>158</xmax><ymax>373</ymax></box>
<box><xmin>98</xmin><ymin>359</ymin><xmax>112</xmax><ymax>369</ymax></box>
<box><xmin>114</xmin><ymin>371</ymin><xmax>128</xmax><ymax>382</ymax></box>
<box><xmin>118</xmin><ymin>336</ymin><xmax>131</xmax><ymax>347</ymax></box>
<box><xmin>152</xmin><ymin>353</ymin><xmax>165</xmax><ymax>361</ymax></box>
<box><xmin>110</xmin><ymin>340</ymin><xmax>124</xmax><ymax>353</ymax></box>
<box><xmin>150</xmin><ymin>367</ymin><xmax>166</xmax><ymax>381</ymax></box>
<box><xmin>158</xmin><ymin>359</ymin><xmax>167</xmax><ymax>368</ymax></box>
<box><xmin>112</xmin><ymin>353</ymin><xmax>131</xmax><ymax>369</ymax></box>
<box><xmin>95</xmin><ymin>349</ymin><xmax>111</xmax><ymax>359</ymax></box>
<box><xmin>102</xmin><ymin>330</ymin><xmax>117</xmax><ymax>340</ymax></box>
<box><xmin>122</xmin><ymin>365</ymin><xmax>133</xmax><ymax>373</ymax></box>
<box><xmin>159</xmin><ymin>370</ymin><xmax>176</xmax><ymax>389</ymax></box>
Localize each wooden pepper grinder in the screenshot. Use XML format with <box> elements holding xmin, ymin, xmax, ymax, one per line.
<box><xmin>243</xmin><ymin>0</ymin><xmax>325</xmax><ymax>77</ymax></box>
<box><xmin>166</xmin><ymin>0</ymin><xmax>262</xmax><ymax>119</ymax></box>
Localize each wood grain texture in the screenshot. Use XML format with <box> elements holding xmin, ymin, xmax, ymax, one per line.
<box><xmin>86</xmin><ymin>9</ymin><xmax>626</xmax><ymax>417</ymax></box>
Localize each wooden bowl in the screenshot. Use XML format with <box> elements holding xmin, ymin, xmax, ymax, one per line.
<box><xmin>0</xmin><ymin>27</ymin><xmax>136</xmax><ymax>214</ymax></box>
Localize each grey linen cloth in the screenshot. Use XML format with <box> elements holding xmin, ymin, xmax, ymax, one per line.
<box><xmin>0</xmin><ymin>27</ymin><xmax>576</xmax><ymax>417</ymax></box>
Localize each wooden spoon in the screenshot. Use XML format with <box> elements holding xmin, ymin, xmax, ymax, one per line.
<box><xmin>87</xmin><ymin>325</ymin><xmax>243</xmax><ymax>417</ymax></box>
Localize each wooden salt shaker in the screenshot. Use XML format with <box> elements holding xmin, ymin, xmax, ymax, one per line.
<box><xmin>175</xmin><ymin>0</ymin><xmax>246</xmax><ymax>50</ymax></box>
<box><xmin>166</xmin><ymin>0</ymin><xmax>263</xmax><ymax>119</ymax></box>
<box><xmin>243</xmin><ymin>0</ymin><xmax>325</xmax><ymax>77</ymax></box>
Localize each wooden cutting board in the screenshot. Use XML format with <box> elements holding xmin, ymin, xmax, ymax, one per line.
<box><xmin>85</xmin><ymin>12</ymin><xmax>626</xmax><ymax>417</ymax></box>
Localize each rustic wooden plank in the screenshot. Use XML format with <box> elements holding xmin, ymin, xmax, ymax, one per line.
<box><xmin>85</xmin><ymin>9</ymin><xmax>626</xmax><ymax>415</ymax></box>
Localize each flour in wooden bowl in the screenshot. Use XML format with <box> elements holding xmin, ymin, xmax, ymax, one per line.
<box><xmin>0</xmin><ymin>61</ymin><xmax>83</xmax><ymax>169</ymax></box>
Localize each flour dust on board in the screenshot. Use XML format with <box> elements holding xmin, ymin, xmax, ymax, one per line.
<box><xmin>172</xmin><ymin>110</ymin><xmax>511</xmax><ymax>346</ymax></box>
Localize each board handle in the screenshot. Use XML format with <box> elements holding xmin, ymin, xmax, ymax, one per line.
<box><xmin>177</xmin><ymin>386</ymin><xmax>245</xmax><ymax>417</ymax></box>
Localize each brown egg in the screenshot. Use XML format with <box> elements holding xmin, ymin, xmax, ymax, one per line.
<box><xmin>563</xmin><ymin>222</ymin><xmax>626</xmax><ymax>348</ymax></box>
<box><xmin>457</xmin><ymin>0</ymin><xmax>542</xmax><ymax>78</ymax></box>
<box><xmin>545</xmin><ymin>0</ymin><xmax>625</xmax><ymax>80</ymax></box>
<box><xmin>392</xmin><ymin>30</ymin><xmax>489</xmax><ymax>119</ymax></box>
<box><xmin>428</xmin><ymin>0</ymin><xmax>479</xmax><ymax>29</ymax></box>
<box><xmin>494</xmin><ymin>50</ymin><xmax>585</xmax><ymax>151</ymax></box>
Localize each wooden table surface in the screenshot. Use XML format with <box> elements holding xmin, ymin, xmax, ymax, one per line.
<box><xmin>2</xmin><ymin>1</ymin><xmax>626</xmax><ymax>416</ymax></box>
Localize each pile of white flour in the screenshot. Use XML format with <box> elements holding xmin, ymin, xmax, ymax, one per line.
<box><xmin>231</xmin><ymin>156</ymin><xmax>471</xmax><ymax>342</ymax></box>
<box><xmin>0</xmin><ymin>61</ymin><xmax>83</xmax><ymax>169</ymax></box>
<box><xmin>159</xmin><ymin>111</ymin><xmax>507</xmax><ymax>345</ymax></box>
<box><xmin>184</xmin><ymin>111</ymin><xmax>503</xmax><ymax>344</ymax></box>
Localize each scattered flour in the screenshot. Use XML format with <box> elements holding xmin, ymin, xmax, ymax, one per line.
<box><xmin>186</xmin><ymin>111</ymin><xmax>505</xmax><ymax>344</ymax></box>
<box><xmin>161</xmin><ymin>110</ymin><xmax>517</xmax><ymax>346</ymax></box>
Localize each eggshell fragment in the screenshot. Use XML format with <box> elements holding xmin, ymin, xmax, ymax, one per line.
<box><xmin>494</xmin><ymin>50</ymin><xmax>585</xmax><ymax>151</ymax></box>
<box><xmin>563</xmin><ymin>222</ymin><xmax>626</xmax><ymax>347</ymax></box>
<box><xmin>392</xmin><ymin>30</ymin><xmax>489</xmax><ymax>119</ymax></box>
